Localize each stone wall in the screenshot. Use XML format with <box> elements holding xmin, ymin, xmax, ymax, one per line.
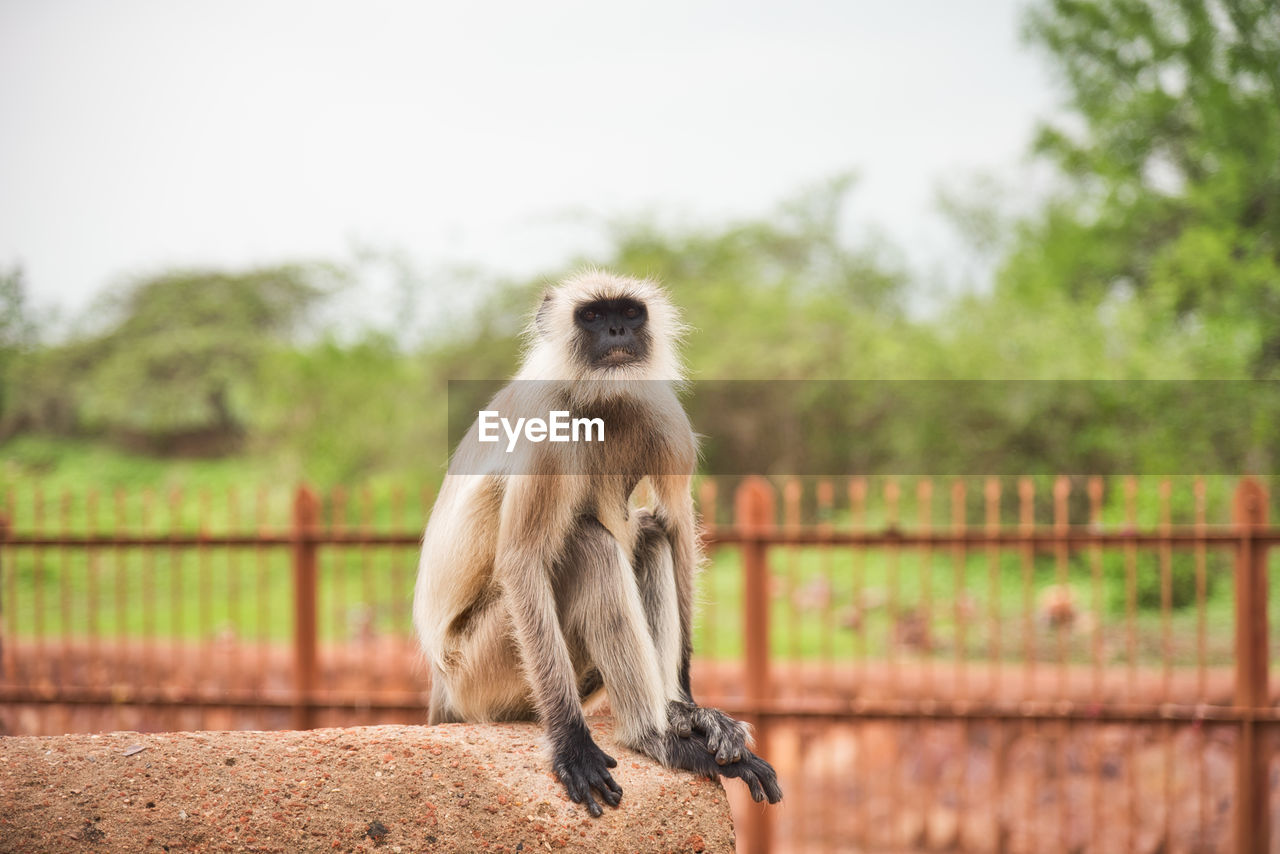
<box><xmin>0</xmin><ymin>718</ymin><xmax>734</xmax><ymax>853</ymax></box>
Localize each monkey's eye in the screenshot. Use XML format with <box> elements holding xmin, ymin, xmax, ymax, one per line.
<box><xmin>580</xmin><ymin>309</ymin><xmax>598</xmax><ymax>322</ymax></box>
<box><xmin>624</xmin><ymin>307</ymin><xmax>639</xmax><ymax>319</ymax></box>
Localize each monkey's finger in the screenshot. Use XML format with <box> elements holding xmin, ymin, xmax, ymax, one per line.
<box><xmin>601</xmin><ymin>751</ymin><xmax>618</xmax><ymax>769</ymax></box>
<box><xmin>744</xmin><ymin>755</ymin><xmax>783</xmax><ymax>803</ymax></box>
<box><xmin>674</xmin><ymin>717</ymin><xmax>693</xmax><ymax>738</ymax></box>
<box><xmin>561</xmin><ymin>774</ymin><xmax>587</xmax><ymax>805</ymax></box>
<box><xmin>761</xmin><ymin>771</ymin><xmax>783</xmax><ymax>803</ymax></box>
<box><xmin>709</xmin><ymin>730</ymin><xmax>742</xmax><ymax>765</ymax></box>
<box><xmin>736</xmin><ymin>766</ymin><xmax>768</xmax><ymax>803</ymax></box>
<box><xmin>689</xmin><ymin>708</ymin><xmax>714</xmax><ymax>736</ymax></box>
<box><xmin>728</xmin><ymin>733</ymin><xmax>745</xmax><ymax>764</ymax></box>
<box><xmin>599</xmin><ymin>769</ymin><xmax>622</xmax><ymax>797</ymax></box>
<box><xmin>566</xmin><ymin>774</ymin><xmax>603</xmax><ymax>818</ymax></box>
<box><xmin>558</xmin><ymin>767</ymin><xmax>596</xmax><ymax>812</ymax></box>
<box><xmin>593</xmin><ymin>775</ymin><xmax>622</xmax><ymax>808</ymax></box>
<box><xmin>590</xmin><ymin>766</ymin><xmax>622</xmax><ymax>798</ymax></box>
<box><xmin>705</xmin><ymin>731</ymin><xmax>729</xmax><ymax>765</ymax></box>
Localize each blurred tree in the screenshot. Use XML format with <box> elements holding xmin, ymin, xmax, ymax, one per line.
<box><xmin>604</xmin><ymin>175</ymin><xmax>919</xmax><ymax>380</ymax></box>
<box><xmin>412</xmin><ymin>178</ymin><xmax>926</xmax><ymax>476</ymax></box>
<box><xmin>73</xmin><ymin>264</ymin><xmax>343</xmax><ymax>455</ymax></box>
<box><xmin>1013</xmin><ymin>0</ymin><xmax>1280</xmax><ymax>378</ymax></box>
<box><xmin>254</xmin><ymin>332</ymin><xmax>440</xmax><ymax>483</ymax></box>
<box><xmin>0</xmin><ymin>264</ymin><xmax>37</xmax><ymax>431</ymax></box>
<box><xmin>0</xmin><ymin>265</ymin><xmax>35</xmax><ymax>349</ymax></box>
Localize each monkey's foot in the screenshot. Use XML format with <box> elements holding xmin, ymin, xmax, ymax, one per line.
<box><xmin>551</xmin><ymin>725</ymin><xmax>623</xmax><ymax>817</ymax></box>
<box><xmin>667</xmin><ymin>701</ymin><xmax>753</xmax><ymax>765</ymax></box>
<box><xmin>661</xmin><ymin>729</ymin><xmax>783</xmax><ymax>804</ymax></box>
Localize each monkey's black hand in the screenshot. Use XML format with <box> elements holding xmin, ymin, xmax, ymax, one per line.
<box><xmin>667</xmin><ymin>701</ymin><xmax>753</xmax><ymax>766</ymax></box>
<box><xmin>717</xmin><ymin>748</ymin><xmax>783</xmax><ymax>804</ymax></box>
<box><xmin>552</xmin><ymin>726</ymin><xmax>623</xmax><ymax>818</ymax></box>
<box><xmin>664</xmin><ymin>729</ymin><xmax>783</xmax><ymax>804</ymax></box>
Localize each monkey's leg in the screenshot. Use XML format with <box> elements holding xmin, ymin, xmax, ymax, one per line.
<box><xmin>629</xmin><ymin>512</ymin><xmax>782</xmax><ymax>803</ymax></box>
<box><xmin>427</xmin><ymin>664</ymin><xmax>463</xmax><ymax>724</ymax></box>
<box><xmin>643</xmin><ymin>480</ymin><xmax>760</xmax><ymax>767</ymax></box>
<box><xmin>557</xmin><ymin>515</ymin><xmax>782</xmax><ymax>803</ymax></box>
<box><xmin>558</xmin><ymin>515</ymin><xmax>780</xmax><ymax>803</ymax></box>
<box><xmin>633</xmin><ymin>511</ymin><xmax>750</xmax><ymax>764</ymax></box>
<box><xmin>425</xmin><ymin>591</ymin><xmax>541</xmax><ymax>724</ymax></box>
<box><xmin>630</xmin><ymin>512</ymin><xmax>684</xmax><ymax>700</ymax></box>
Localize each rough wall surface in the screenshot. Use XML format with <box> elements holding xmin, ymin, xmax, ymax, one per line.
<box><xmin>0</xmin><ymin>717</ymin><xmax>735</xmax><ymax>853</ymax></box>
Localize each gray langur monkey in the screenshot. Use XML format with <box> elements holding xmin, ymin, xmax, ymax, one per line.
<box><xmin>413</xmin><ymin>270</ymin><xmax>782</xmax><ymax>816</ymax></box>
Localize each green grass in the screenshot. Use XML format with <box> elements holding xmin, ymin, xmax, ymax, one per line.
<box><xmin>0</xmin><ymin>440</ymin><xmax>1270</xmax><ymax>667</ymax></box>
<box><xmin>1</xmin><ymin>435</ymin><xmax>280</xmax><ymax>494</ymax></box>
<box><xmin>693</xmin><ymin>543</ymin><xmax>1251</xmax><ymax>667</ymax></box>
<box><xmin>3</xmin><ymin>536</ymin><xmax>1261</xmax><ymax>668</ymax></box>
<box><xmin>2</xmin><ymin>544</ymin><xmax>420</xmax><ymax>644</ymax></box>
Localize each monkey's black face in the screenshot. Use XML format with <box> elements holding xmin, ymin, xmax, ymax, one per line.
<box><xmin>573</xmin><ymin>297</ymin><xmax>650</xmax><ymax>369</ymax></box>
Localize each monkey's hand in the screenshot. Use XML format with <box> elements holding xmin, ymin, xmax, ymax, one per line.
<box><xmin>667</xmin><ymin>701</ymin><xmax>753</xmax><ymax>766</ymax></box>
<box><xmin>662</xmin><ymin>729</ymin><xmax>784</xmax><ymax>804</ymax></box>
<box><xmin>551</xmin><ymin>726</ymin><xmax>623</xmax><ymax>818</ymax></box>
<box><xmin>717</xmin><ymin>747</ymin><xmax>783</xmax><ymax>804</ymax></box>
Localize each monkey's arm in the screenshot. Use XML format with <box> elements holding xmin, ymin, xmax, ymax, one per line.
<box><xmin>494</xmin><ymin>475</ymin><xmax>622</xmax><ymax>817</ymax></box>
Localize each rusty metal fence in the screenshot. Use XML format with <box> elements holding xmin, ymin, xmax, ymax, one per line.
<box><xmin>1</xmin><ymin>476</ymin><xmax>1277</xmax><ymax>853</ymax></box>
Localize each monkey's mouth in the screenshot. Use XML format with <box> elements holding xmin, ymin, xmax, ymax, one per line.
<box><xmin>597</xmin><ymin>347</ymin><xmax>639</xmax><ymax>367</ymax></box>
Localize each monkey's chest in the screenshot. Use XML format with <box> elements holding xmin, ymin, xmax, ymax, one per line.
<box><xmin>571</xmin><ymin>417</ymin><xmax>687</xmax><ymax>479</ymax></box>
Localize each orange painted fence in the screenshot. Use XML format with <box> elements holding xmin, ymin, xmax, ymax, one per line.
<box><xmin>1</xmin><ymin>476</ymin><xmax>1277</xmax><ymax>853</ymax></box>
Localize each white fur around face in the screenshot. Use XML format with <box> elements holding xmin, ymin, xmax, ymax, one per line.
<box><xmin>515</xmin><ymin>269</ymin><xmax>687</xmax><ymax>386</ymax></box>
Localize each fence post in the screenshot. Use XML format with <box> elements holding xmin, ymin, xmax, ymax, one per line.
<box><xmin>735</xmin><ymin>476</ymin><xmax>775</xmax><ymax>854</ymax></box>
<box><xmin>1233</xmin><ymin>478</ymin><xmax>1269</xmax><ymax>854</ymax></box>
<box><xmin>293</xmin><ymin>486</ymin><xmax>320</xmax><ymax>731</ymax></box>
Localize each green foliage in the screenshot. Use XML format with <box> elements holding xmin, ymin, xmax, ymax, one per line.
<box><xmin>0</xmin><ymin>264</ymin><xmax>36</xmax><ymax>423</ymax></box>
<box><xmin>1101</xmin><ymin>549</ymin><xmax>1224</xmax><ymax>612</ymax></box>
<box><xmin>1014</xmin><ymin>0</ymin><xmax>1280</xmax><ymax>378</ymax></box>
<box><xmin>605</xmin><ymin>176</ymin><xmax>917</xmax><ymax>380</ymax></box>
<box><xmin>254</xmin><ymin>333</ymin><xmax>446</xmax><ymax>485</ymax></box>
<box><xmin>411</xmin><ymin>176</ymin><xmax>919</xmax><ymax>389</ymax></box>
<box><xmin>74</xmin><ymin>263</ymin><xmax>343</xmax><ymax>447</ymax></box>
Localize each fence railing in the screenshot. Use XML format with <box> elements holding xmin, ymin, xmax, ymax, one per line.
<box><xmin>1</xmin><ymin>475</ymin><xmax>1276</xmax><ymax>854</ymax></box>
<box><xmin>710</xmin><ymin>477</ymin><xmax>1277</xmax><ymax>854</ymax></box>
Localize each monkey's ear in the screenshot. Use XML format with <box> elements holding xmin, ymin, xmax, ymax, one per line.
<box><xmin>534</xmin><ymin>292</ymin><xmax>553</xmax><ymax>334</ymax></box>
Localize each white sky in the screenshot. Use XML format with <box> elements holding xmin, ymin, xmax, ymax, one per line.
<box><xmin>0</xmin><ymin>0</ymin><xmax>1055</xmax><ymax>325</ymax></box>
